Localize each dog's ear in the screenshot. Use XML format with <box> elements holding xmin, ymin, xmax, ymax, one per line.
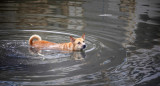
<box><xmin>81</xmin><ymin>33</ymin><xmax>85</xmax><ymax>40</ymax></box>
<box><xmin>70</xmin><ymin>36</ymin><xmax>75</xmax><ymax>43</ymax></box>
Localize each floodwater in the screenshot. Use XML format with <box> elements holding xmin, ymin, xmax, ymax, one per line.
<box><xmin>0</xmin><ymin>0</ymin><xmax>160</xmax><ymax>86</ymax></box>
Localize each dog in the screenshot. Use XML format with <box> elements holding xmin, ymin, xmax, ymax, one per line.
<box><xmin>29</xmin><ymin>33</ymin><xmax>86</xmax><ymax>51</ymax></box>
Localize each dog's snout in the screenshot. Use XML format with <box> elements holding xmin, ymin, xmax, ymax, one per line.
<box><xmin>83</xmin><ymin>45</ymin><xmax>86</xmax><ymax>49</ymax></box>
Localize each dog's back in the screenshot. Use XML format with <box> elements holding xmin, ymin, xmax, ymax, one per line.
<box><xmin>29</xmin><ymin>35</ymin><xmax>56</xmax><ymax>49</ymax></box>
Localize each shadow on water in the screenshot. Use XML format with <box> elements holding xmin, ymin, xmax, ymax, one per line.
<box><xmin>0</xmin><ymin>0</ymin><xmax>160</xmax><ymax>86</ymax></box>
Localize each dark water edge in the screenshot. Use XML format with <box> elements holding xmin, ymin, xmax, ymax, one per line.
<box><xmin>0</xmin><ymin>0</ymin><xmax>160</xmax><ymax>86</ymax></box>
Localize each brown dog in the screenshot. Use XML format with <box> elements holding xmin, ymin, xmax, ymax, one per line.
<box><xmin>29</xmin><ymin>34</ymin><xmax>86</xmax><ymax>51</ymax></box>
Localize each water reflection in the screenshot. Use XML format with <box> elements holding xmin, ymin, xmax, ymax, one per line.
<box><xmin>108</xmin><ymin>0</ymin><xmax>160</xmax><ymax>86</ymax></box>
<box><xmin>0</xmin><ymin>0</ymin><xmax>85</xmax><ymax>30</ymax></box>
<box><xmin>120</xmin><ymin>0</ymin><xmax>136</xmax><ymax>47</ymax></box>
<box><xmin>29</xmin><ymin>47</ymin><xmax>86</xmax><ymax>60</ymax></box>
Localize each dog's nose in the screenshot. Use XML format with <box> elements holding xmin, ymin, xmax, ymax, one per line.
<box><xmin>83</xmin><ymin>45</ymin><xmax>86</xmax><ymax>49</ymax></box>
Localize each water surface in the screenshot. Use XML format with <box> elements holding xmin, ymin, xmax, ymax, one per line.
<box><xmin>0</xmin><ymin>0</ymin><xmax>160</xmax><ymax>86</ymax></box>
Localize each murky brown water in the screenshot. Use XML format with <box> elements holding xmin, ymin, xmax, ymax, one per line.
<box><xmin>0</xmin><ymin>0</ymin><xmax>160</xmax><ymax>86</ymax></box>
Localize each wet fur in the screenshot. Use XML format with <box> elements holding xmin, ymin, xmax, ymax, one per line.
<box><xmin>29</xmin><ymin>34</ymin><xmax>86</xmax><ymax>51</ymax></box>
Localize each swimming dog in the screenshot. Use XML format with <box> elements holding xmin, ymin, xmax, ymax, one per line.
<box><xmin>29</xmin><ymin>34</ymin><xmax>86</xmax><ymax>51</ymax></box>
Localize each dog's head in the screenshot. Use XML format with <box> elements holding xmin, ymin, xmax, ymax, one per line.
<box><xmin>70</xmin><ymin>33</ymin><xmax>86</xmax><ymax>51</ymax></box>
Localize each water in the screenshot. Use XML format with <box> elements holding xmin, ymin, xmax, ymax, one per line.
<box><xmin>0</xmin><ymin>0</ymin><xmax>160</xmax><ymax>86</ymax></box>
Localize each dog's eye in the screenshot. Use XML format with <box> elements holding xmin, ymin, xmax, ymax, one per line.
<box><xmin>78</xmin><ymin>42</ymin><xmax>81</xmax><ymax>44</ymax></box>
<box><xmin>83</xmin><ymin>41</ymin><xmax>84</xmax><ymax>42</ymax></box>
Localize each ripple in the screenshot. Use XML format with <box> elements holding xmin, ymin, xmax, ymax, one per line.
<box><xmin>0</xmin><ymin>30</ymin><xmax>102</xmax><ymax>55</ymax></box>
<box><xmin>0</xmin><ymin>29</ymin><xmax>125</xmax><ymax>84</ymax></box>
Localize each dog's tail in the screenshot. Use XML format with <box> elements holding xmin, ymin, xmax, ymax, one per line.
<box><xmin>29</xmin><ymin>34</ymin><xmax>42</xmax><ymax>45</ymax></box>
